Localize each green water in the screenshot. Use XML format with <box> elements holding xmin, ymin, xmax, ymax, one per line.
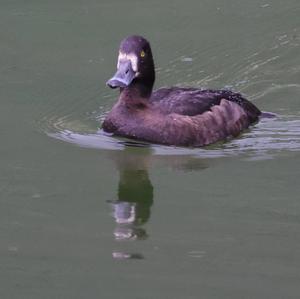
<box><xmin>1</xmin><ymin>0</ymin><xmax>300</xmax><ymax>298</ymax></box>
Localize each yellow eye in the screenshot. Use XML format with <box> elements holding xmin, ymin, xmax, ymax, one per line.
<box><xmin>140</xmin><ymin>50</ymin><xmax>145</xmax><ymax>58</ymax></box>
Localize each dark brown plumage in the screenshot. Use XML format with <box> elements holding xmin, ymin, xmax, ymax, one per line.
<box><xmin>103</xmin><ymin>35</ymin><xmax>261</xmax><ymax>147</ymax></box>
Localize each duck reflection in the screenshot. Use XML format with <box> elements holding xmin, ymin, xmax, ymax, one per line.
<box><xmin>109</xmin><ymin>143</ymin><xmax>208</xmax><ymax>259</ymax></box>
<box><xmin>109</xmin><ymin>146</ymin><xmax>153</xmax><ymax>245</ymax></box>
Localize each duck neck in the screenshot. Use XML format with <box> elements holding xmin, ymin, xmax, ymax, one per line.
<box><xmin>119</xmin><ymin>82</ymin><xmax>152</xmax><ymax>109</ymax></box>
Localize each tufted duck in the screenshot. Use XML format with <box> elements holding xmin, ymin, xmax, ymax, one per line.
<box><xmin>103</xmin><ymin>35</ymin><xmax>261</xmax><ymax>147</ymax></box>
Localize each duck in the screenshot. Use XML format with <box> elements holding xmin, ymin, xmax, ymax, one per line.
<box><xmin>103</xmin><ymin>35</ymin><xmax>261</xmax><ymax>147</ymax></box>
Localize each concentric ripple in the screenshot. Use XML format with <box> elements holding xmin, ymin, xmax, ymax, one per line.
<box><xmin>47</xmin><ymin>113</ymin><xmax>300</xmax><ymax>160</ymax></box>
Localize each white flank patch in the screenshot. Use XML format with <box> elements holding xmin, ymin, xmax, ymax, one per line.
<box><xmin>117</xmin><ymin>51</ymin><xmax>138</xmax><ymax>72</ymax></box>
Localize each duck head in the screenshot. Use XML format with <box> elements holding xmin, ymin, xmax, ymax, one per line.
<box><xmin>107</xmin><ymin>35</ymin><xmax>155</xmax><ymax>97</ymax></box>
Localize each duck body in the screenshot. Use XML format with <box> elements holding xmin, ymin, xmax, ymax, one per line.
<box><xmin>103</xmin><ymin>36</ymin><xmax>261</xmax><ymax>147</ymax></box>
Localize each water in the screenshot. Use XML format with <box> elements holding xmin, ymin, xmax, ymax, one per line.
<box><xmin>1</xmin><ymin>0</ymin><xmax>300</xmax><ymax>298</ymax></box>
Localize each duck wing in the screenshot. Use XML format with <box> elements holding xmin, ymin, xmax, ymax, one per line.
<box><xmin>150</xmin><ymin>87</ymin><xmax>260</xmax><ymax>123</ymax></box>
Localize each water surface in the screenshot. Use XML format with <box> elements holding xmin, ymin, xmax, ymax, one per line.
<box><xmin>1</xmin><ymin>0</ymin><xmax>300</xmax><ymax>298</ymax></box>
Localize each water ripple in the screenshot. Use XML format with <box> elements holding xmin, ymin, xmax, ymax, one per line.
<box><xmin>47</xmin><ymin>114</ymin><xmax>300</xmax><ymax>160</ymax></box>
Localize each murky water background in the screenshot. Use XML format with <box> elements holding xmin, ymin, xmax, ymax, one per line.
<box><xmin>1</xmin><ymin>0</ymin><xmax>300</xmax><ymax>298</ymax></box>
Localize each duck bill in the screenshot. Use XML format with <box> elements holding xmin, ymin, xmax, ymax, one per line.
<box><xmin>106</xmin><ymin>60</ymin><xmax>136</xmax><ymax>89</ymax></box>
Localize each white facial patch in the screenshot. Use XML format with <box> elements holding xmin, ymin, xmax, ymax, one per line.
<box><xmin>117</xmin><ymin>51</ymin><xmax>138</xmax><ymax>72</ymax></box>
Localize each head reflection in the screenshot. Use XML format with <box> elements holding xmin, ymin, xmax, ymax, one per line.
<box><xmin>112</xmin><ymin>167</ymin><xmax>153</xmax><ymax>240</ymax></box>
<box><xmin>109</xmin><ymin>146</ymin><xmax>153</xmax><ymax>245</ymax></box>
